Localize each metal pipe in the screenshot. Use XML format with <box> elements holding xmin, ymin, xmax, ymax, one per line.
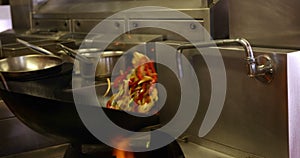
<box><xmin>176</xmin><ymin>38</ymin><xmax>257</xmax><ymax>78</ymax></box>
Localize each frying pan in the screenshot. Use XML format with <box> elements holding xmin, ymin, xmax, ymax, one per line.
<box><xmin>0</xmin><ymin>38</ymin><xmax>95</xmax><ymax>80</ymax></box>
<box><xmin>16</xmin><ymin>39</ymin><xmax>125</xmax><ymax>80</ymax></box>
<box><xmin>0</xmin><ymin>38</ymin><xmax>66</xmax><ymax>80</ymax></box>
<box><xmin>0</xmin><ymin>54</ymin><xmax>64</xmax><ymax>80</ymax></box>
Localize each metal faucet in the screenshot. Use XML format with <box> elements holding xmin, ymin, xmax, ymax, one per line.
<box><xmin>176</xmin><ymin>38</ymin><xmax>274</xmax><ymax>83</ymax></box>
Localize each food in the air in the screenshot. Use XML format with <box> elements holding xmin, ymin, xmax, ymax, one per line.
<box><xmin>106</xmin><ymin>51</ymin><xmax>158</xmax><ymax>114</ymax></box>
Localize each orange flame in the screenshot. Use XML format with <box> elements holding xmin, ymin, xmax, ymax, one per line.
<box><xmin>113</xmin><ymin>149</ymin><xmax>135</xmax><ymax>158</ymax></box>
<box><xmin>112</xmin><ymin>137</ymin><xmax>135</xmax><ymax>158</ymax></box>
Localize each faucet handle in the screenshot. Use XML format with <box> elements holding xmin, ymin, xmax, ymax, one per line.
<box><xmin>254</xmin><ymin>55</ymin><xmax>275</xmax><ymax>83</ymax></box>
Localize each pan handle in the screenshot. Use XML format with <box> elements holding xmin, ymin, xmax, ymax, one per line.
<box><xmin>0</xmin><ymin>72</ymin><xmax>9</xmax><ymax>91</ymax></box>
<box><xmin>57</xmin><ymin>43</ymin><xmax>92</xmax><ymax>63</ymax></box>
<box><xmin>16</xmin><ymin>38</ymin><xmax>54</xmax><ymax>55</ymax></box>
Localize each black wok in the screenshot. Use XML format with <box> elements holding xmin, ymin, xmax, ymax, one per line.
<box><xmin>0</xmin><ymin>39</ymin><xmax>160</xmax><ymax>144</ymax></box>
<box><xmin>0</xmin><ymin>76</ymin><xmax>160</xmax><ymax>144</ymax></box>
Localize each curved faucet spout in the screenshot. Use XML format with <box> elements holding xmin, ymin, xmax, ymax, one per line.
<box><xmin>176</xmin><ymin>38</ymin><xmax>273</xmax><ymax>82</ymax></box>
<box><xmin>231</xmin><ymin>38</ymin><xmax>256</xmax><ymax>77</ymax></box>
<box><xmin>177</xmin><ymin>38</ymin><xmax>256</xmax><ymax>77</ymax></box>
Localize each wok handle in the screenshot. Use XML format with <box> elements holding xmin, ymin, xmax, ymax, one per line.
<box><xmin>0</xmin><ymin>72</ymin><xmax>9</xmax><ymax>91</ymax></box>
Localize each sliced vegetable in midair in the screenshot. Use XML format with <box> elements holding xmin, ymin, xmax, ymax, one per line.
<box><xmin>106</xmin><ymin>51</ymin><xmax>158</xmax><ymax>114</ymax></box>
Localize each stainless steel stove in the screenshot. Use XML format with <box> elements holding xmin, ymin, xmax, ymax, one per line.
<box><xmin>2</xmin><ymin>0</ymin><xmax>300</xmax><ymax>158</ymax></box>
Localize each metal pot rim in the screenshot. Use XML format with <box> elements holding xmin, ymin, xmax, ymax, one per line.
<box><xmin>79</xmin><ymin>50</ymin><xmax>124</xmax><ymax>58</ymax></box>
<box><xmin>100</xmin><ymin>51</ymin><xmax>124</xmax><ymax>57</ymax></box>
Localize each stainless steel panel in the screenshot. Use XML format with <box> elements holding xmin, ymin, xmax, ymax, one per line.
<box><xmin>129</xmin><ymin>20</ymin><xmax>205</xmax><ymax>41</ymax></box>
<box><xmin>157</xmin><ymin>44</ymin><xmax>295</xmax><ymax>157</ymax></box>
<box><xmin>105</xmin><ymin>34</ymin><xmax>163</xmax><ymax>52</ymax></box>
<box><xmin>9</xmin><ymin>0</ymin><xmax>229</xmax><ymax>41</ymax></box>
<box><xmin>9</xmin><ymin>0</ymin><xmax>32</xmax><ymax>32</ymax></box>
<box><xmin>72</xmin><ymin>19</ymin><xmax>101</xmax><ymax>33</ymax></box>
<box><xmin>192</xmin><ymin>48</ymin><xmax>289</xmax><ymax>158</ymax></box>
<box><xmin>228</xmin><ymin>0</ymin><xmax>300</xmax><ymax>49</ymax></box>
<box><xmin>177</xmin><ymin>141</ymin><xmax>235</xmax><ymax>158</ymax></box>
<box><xmin>31</xmin><ymin>19</ymin><xmax>71</xmax><ymax>32</ymax></box>
<box><xmin>287</xmin><ymin>51</ymin><xmax>300</xmax><ymax>158</ymax></box>
<box><xmin>32</xmin><ymin>0</ymin><xmax>210</xmax><ymax>17</ymax></box>
<box><xmin>72</xmin><ymin>19</ymin><xmax>125</xmax><ymax>34</ymax></box>
<box><xmin>187</xmin><ymin>47</ymin><xmax>290</xmax><ymax>158</ymax></box>
<box><xmin>210</xmin><ymin>0</ymin><xmax>229</xmax><ymax>39</ymax></box>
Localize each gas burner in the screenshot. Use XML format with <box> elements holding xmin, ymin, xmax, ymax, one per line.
<box><xmin>2</xmin><ymin>142</ymin><xmax>185</xmax><ymax>158</ymax></box>
<box><xmin>65</xmin><ymin>141</ymin><xmax>184</xmax><ymax>158</ymax></box>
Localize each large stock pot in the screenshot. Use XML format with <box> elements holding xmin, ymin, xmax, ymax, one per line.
<box><xmin>77</xmin><ymin>49</ymin><xmax>124</xmax><ymax>79</ymax></box>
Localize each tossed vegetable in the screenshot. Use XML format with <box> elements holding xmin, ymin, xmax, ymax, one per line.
<box><xmin>106</xmin><ymin>51</ymin><xmax>158</xmax><ymax>114</ymax></box>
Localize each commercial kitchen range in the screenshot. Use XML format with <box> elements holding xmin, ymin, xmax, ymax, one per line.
<box><xmin>0</xmin><ymin>0</ymin><xmax>300</xmax><ymax>158</ymax></box>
